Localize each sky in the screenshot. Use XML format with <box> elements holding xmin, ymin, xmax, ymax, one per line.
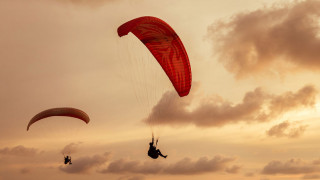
<box><xmin>1</xmin><ymin>0</ymin><xmax>320</xmax><ymax>179</ymax></box>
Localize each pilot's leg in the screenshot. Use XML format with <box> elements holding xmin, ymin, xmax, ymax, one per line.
<box><xmin>157</xmin><ymin>149</ymin><xmax>167</xmax><ymax>158</ymax></box>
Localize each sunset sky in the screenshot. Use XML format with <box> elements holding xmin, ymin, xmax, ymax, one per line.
<box><xmin>2</xmin><ymin>0</ymin><xmax>320</xmax><ymax>180</ymax></box>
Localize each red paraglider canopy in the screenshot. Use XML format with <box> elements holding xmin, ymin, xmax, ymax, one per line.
<box><xmin>117</xmin><ymin>16</ymin><xmax>192</xmax><ymax>97</ymax></box>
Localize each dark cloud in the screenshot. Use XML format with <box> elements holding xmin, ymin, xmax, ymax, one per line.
<box><xmin>101</xmin><ymin>155</ymin><xmax>237</xmax><ymax>175</ymax></box>
<box><xmin>0</xmin><ymin>145</ymin><xmax>39</xmax><ymax>157</ymax></box>
<box><xmin>266</xmin><ymin>121</ymin><xmax>308</xmax><ymax>138</ymax></box>
<box><xmin>145</xmin><ymin>85</ymin><xmax>317</xmax><ymax>127</ymax></box>
<box><xmin>61</xmin><ymin>142</ymin><xmax>82</xmax><ymax>155</ymax></box>
<box><xmin>59</xmin><ymin>152</ymin><xmax>111</xmax><ymax>174</ymax></box>
<box><xmin>208</xmin><ymin>0</ymin><xmax>320</xmax><ymax>78</ymax></box>
<box><xmin>262</xmin><ymin>158</ymin><xmax>317</xmax><ymax>175</ymax></box>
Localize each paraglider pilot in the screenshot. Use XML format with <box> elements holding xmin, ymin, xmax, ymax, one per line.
<box><xmin>64</xmin><ymin>156</ymin><xmax>72</xmax><ymax>165</ymax></box>
<box><xmin>148</xmin><ymin>134</ymin><xmax>167</xmax><ymax>159</ymax></box>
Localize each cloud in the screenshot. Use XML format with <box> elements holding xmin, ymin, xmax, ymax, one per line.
<box><xmin>0</xmin><ymin>145</ymin><xmax>39</xmax><ymax>157</ymax></box>
<box><xmin>266</xmin><ymin>121</ymin><xmax>307</xmax><ymax>138</ymax></box>
<box><xmin>164</xmin><ymin>156</ymin><xmax>236</xmax><ymax>175</ymax></box>
<box><xmin>245</xmin><ymin>172</ymin><xmax>255</xmax><ymax>177</ymax></box>
<box><xmin>118</xmin><ymin>175</ymin><xmax>146</xmax><ymax>180</ymax></box>
<box><xmin>263</xmin><ymin>159</ymin><xmax>320</xmax><ymax>178</ymax></box>
<box><xmin>261</xmin><ymin>158</ymin><xmax>317</xmax><ymax>175</ymax></box>
<box><xmin>54</xmin><ymin>0</ymin><xmax>117</xmax><ymax>8</ymax></box>
<box><xmin>59</xmin><ymin>152</ymin><xmax>111</xmax><ymax>174</ymax></box>
<box><xmin>20</xmin><ymin>168</ymin><xmax>31</xmax><ymax>174</ymax></box>
<box><xmin>101</xmin><ymin>159</ymin><xmax>163</xmax><ymax>174</ymax></box>
<box><xmin>61</xmin><ymin>142</ymin><xmax>82</xmax><ymax>155</ymax></box>
<box><xmin>312</xmin><ymin>159</ymin><xmax>320</xmax><ymax>165</ymax></box>
<box><xmin>145</xmin><ymin>85</ymin><xmax>317</xmax><ymax>127</ymax></box>
<box><xmin>302</xmin><ymin>174</ymin><xmax>320</xmax><ymax>179</ymax></box>
<box><xmin>208</xmin><ymin>0</ymin><xmax>320</xmax><ymax>78</ymax></box>
<box><xmin>101</xmin><ymin>155</ymin><xmax>237</xmax><ymax>175</ymax></box>
<box><xmin>226</xmin><ymin>165</ymin><xmax>242</xmax><ymax>174</ymax></box>
<box><xmin>59</xmin><ymin>152</ymin><xmax>237</xmax><ymax>176</ymax></box>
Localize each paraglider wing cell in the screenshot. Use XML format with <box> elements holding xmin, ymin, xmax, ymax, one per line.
<box><xmin>118</xmin><ymin>16</ymin><xmax>192</xmax><ymax>97</ymax></box>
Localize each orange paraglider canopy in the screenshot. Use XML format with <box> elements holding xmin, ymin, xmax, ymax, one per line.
<box><xmin>27</xmin><ymin>107</ymin><xmax>90</xmax><ymax>131</ymax></box>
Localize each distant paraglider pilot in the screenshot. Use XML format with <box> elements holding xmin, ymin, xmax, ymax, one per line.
<box><xmin>148</xmin><ymin>134</ymin><xmax>167</xmax><ymax>159</ymax></box>
<box><xmin>64</xmin><ymin>156</ymin><xmax>72</xmax><ymax>165</ymax></box>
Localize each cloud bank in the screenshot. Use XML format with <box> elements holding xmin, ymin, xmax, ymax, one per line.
<box><xmin>59</xmin><ymin>153</ymin><xmax>238</xmax><ymax>175</ymax></box>
<box><xmin>145</xmin><ymin>85</ymin><xmax>317</xmax><ymax>127</ymax></box>
<box><xmin>101</xmin><ymin>155</ymin><xmax>238</xmax><ymax>175</ymax></box>
<box><xmin>261</xmin><ymin>158</ymin><xmax>320</xmax><ymax>175</ymax></box>
<box><xmin>208</xmin><ymin>0</ymin><xmax>320</xmax><ymax>78</ymax></box>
